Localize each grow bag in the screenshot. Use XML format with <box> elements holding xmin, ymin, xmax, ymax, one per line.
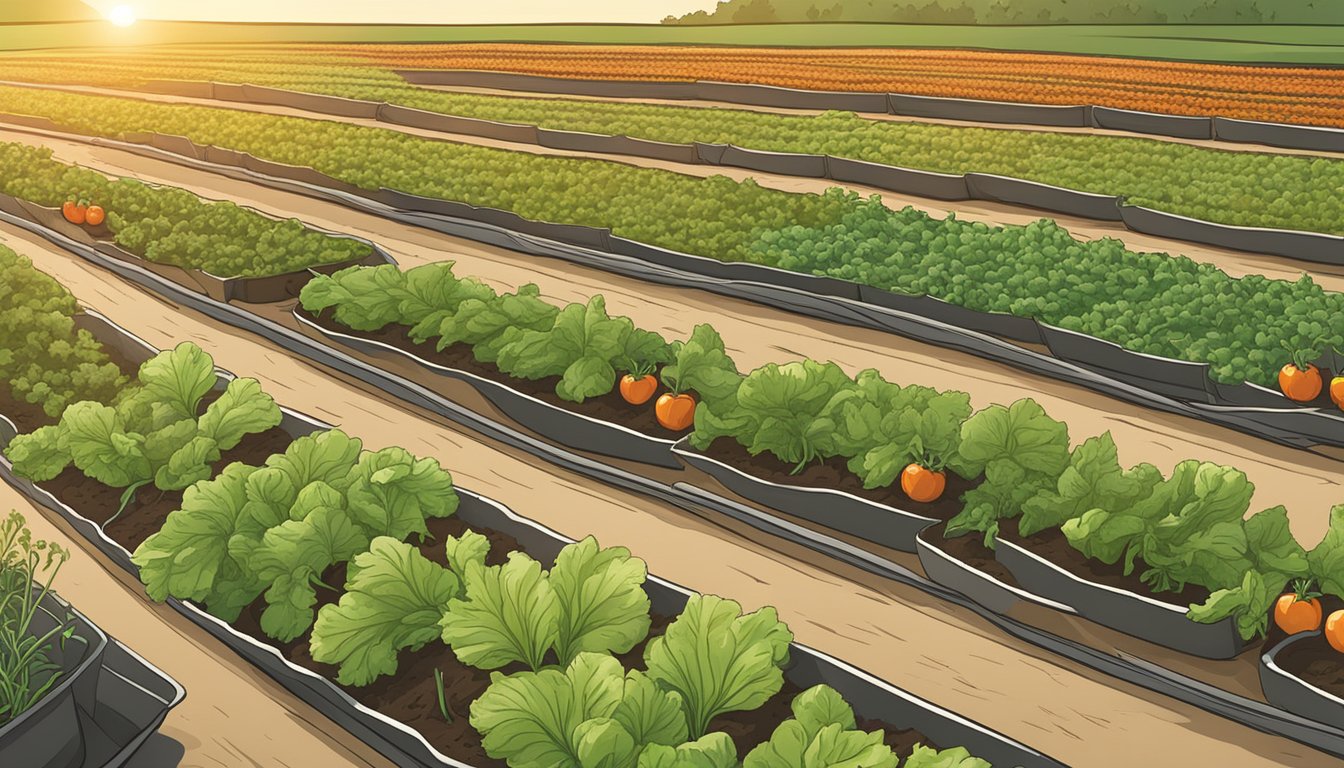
<box><xmin>964</xmin><ymin>173</ymin><xmax>1122</xmax><ymax>221</ymax></box>
<box><xmin>0</xmin><ymin>590</ymin><xmax>107</xmax><ymax>768</ymax></box>
<box><xmin>914</xmin><ymin>528</ymin><xmax>1072</xmax><ymax>616</ymax></box>
<box><xmin>995</xmin><ymin>539</ymin><xmax>1249</xmax><ymax>660</ymax></box>
<box><xmin>888</xmin><ymin>93</ymin><xmax>1090</xmax><ymax>127</ymax></box>
<box><xmin>671</xmin><ymin>437</ymin><xmax>935</xmax><ymax>554</ymax></box>
<box><xmin>293</xmin><ymin>310</ymin><xmax>682</xmax><ymax>469</ymax></box>
<box><xmin>1261</xmin><ymin>632</ymin><xmax>1344</xmax><ymax>731</ymax></box>
<box><xmin>1213</xmin><ymin>118</ymin><xmax>1344</xmax><ymax>154</ymax></box>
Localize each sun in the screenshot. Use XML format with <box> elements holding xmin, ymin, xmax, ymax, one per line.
<box><xmin>108</xmin><ymin>4</ymin><xmax>138</xmax><ymax>27</ymax></box>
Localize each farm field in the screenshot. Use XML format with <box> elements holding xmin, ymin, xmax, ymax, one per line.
<box><xmin>3</xmin><ymin>18</ymin><xmax>1344</xmax><ymax>768</ymax></box>
<box><xmin>0</xmin><ymin>172</ymin><xmax>1336</xmax><ymax>768</ymax></box>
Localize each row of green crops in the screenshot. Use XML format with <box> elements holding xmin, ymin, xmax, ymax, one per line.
<box><xmin>0</xmin><ymin>244</ymin><xmax>125</xmax><ymax>419</ymax></box>
<box><xmin>0</xmin><ymin>88</ymin><xmax>1336</xmax><ymax>388</ymax></box>
<box><xmin>0</xmin><ymin>142</ymin><xmax>370</xmax><ymax>278</ymax></box>
<box><xmin>6</xmin><ymin>53</ymin><xmax>1344</xmax><ymax>237</ymax></box>
<box><xmin>0</xmin><ymin>325</ymin><xmax>985</xmax><ymax>768</ymax></box>
<box><xmin>303</xmin><ymin>260</ymin><xmax>1344</xmax><ymax>643</ymax></box>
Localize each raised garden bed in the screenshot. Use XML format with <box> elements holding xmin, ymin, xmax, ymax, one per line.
<box><xmin>293</xmin><ymin>307</ymin><xmax>682</xmax><ymax>469</ymax></box>
<box><xmin>995</xmin><ymin>527</ymin><xmax>1249</xmax><ymax>659</ymax></box>
<box><xmin>1262</xmin><ymin>631</ymin><xmax>1344</xmax><ymax>731</ymax></box>
<box><xmin>915</xmin><ymin>523</ymin><xmax>1073</xmax><ymax>616</ymax></box>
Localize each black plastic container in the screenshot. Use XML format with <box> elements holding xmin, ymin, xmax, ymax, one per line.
<box><xmin>1260</xmin><ymin>632</ymin><xmax>1344</xmax><ymax>731</ymax></box>
<box><xmin>672</xmin><ymin>437</ymin><xmax>935</xmax><ymax>553</ymax></box>
<box><xmin>995</xmin><ymin>539</ymin><xmax>1249</xmax><ymax>659</ymax></box>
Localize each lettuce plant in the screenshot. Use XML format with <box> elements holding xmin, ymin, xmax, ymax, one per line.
<box><xmin>133</xmin><ymin>429</ymin><xmax>460</xmax><ymax>640</ymax></box>
<box><xmin>470</xmin><ymin>652</ymin><xmax>692</xmax><ymax>768</ymax></box>
<box><xmin>903</xmin><ymin>744</ymin><xmax>992</xmax><ymax>768</ymax></box>
<box><xmin>310</xmin><ymin>536</ymin><xmax>465</xmax><ymax>685</ymax></box>
<box><xmin>440</xmin><ymin>536</ymin><xmax>651</xmax><ymax>671</ymax></box>
<box><xmin>644</xmin><ymin>594</ymin><xmax>793</xmax><ymax>739</ymax></box>
<box><xmin>6</xmin><ymin>343</ymin><xmax>282</xmax><ymax>519</ymax></box>
<box><xmin>743</xmin><ymin>684</ymin><xmax>897</xmax><ymax>768</ymax></box>
<box><xmin>945</xmin><ymin>398</ymin><xmax>1070</xmax><ymax>548</ymax></box>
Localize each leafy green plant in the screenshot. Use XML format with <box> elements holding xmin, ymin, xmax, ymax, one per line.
<box><xmin>0</xmin><ymin>511</ymin><xmax>72</xmax><ymax>727</ymax></box>
<box><xmin>496</xmin><ymin>295</ymin><xmax>673</xmax><ymax>403</ymax></box>
<box><xmin>946</xmin><ymin>399</ymin><xmax>1070</xmax><ymax>547</ymax></box>
<box><xmin>440</xmin><ymin>536</ymin><xmax>651</xmax><ymax>672</ymax></box>
<box><xmin>903</xmin><ymin>744</ymin><xmax>992</xmax><ymax>768</ymax></box>
<box><xmin>1017</xmin><ymin>432</ymin><xmax>1160</xmax><ymax>537</ymax></box>
<box><xmin>742</xmin><ymin>684</ymin><xmax>898</xmax><ymax>768</ymax></box>
<box><xmin>0</xmin><ymin>245</ymin><xmax>125</xmax><ymax>420</ymax></box>
<box><xmin>659</xmin><ymin>324</ymin><xmax>741</xmax><ymax>406</ymax></box>
<box><xmin>644</xmin><ymin>594</ymin><xmax>793</xmax><ymax>739</ymax></box>
<box><xmin>470</xmin><ymin>652</ymin><xmax>691</xmax><ymax>768</ymax></box>
<box><xmin>310</xmin><ymin>536</ymin><xmax>463</xmax><ymax>685</ymax></box>
<box><xmin>133</xmin><ymin>429</ymin><xmax>460</xmax><ymax>641</ymax></box>
<box><xmin>6</xmin><ymin>342</ymin><xmax>283</xmax><ymax>521</ymax></box>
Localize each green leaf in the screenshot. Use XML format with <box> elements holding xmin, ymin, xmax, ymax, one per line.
<box><xmin>902</xmin><ymin>744</ymin><xmax>992</xmax><ymax>768</ymax></box>
<box><xmin>441</xmin><ymin>552</ymin><xmax>559</xmax><ymax>671</ymax></box>
<box><xmin>132</xmin><ymin>462</ymin><xmax>263</xmax><ymax>619</ymax></box>
<box><xmin>310</xmin><ymin>537</ymin><xmax>462</xmax><ymax>686</ymax></box>
<box><xmin>550</xmin><ymin>536</ymin><xmax>652</xmax><ymax>664</ymax></box>
<box><xmin>1188</xmin><ymin>570</ymin><xmax>1281</xmax><ymax>641</ymax></box>
<box><xmin>250</xmin><ymin>505</ymin><xmax>370</xmax><ymax>642</ymax></box>
<box><xmin>59</xmin><ymin>401</ymin><xmax>150</xmax><ymax>489</ymax></box>
<box><xmin>444</xmin><ymin>530</ymin><xmax>491</xmax><ymax>576</ymax></box>
<box><xmin>574</xmin><ymin>718</ymin><xmax>640</xmax><ymax>768</ymax></box>
<box><xmin>557</xmin><ymin>355</ymin><xmax>619</xmax><ymax>403</ymax></box>
<box><xmin>265</xmin><ymin>428</ymin><xmax>364</xmax><ymax>491</ymax></box>
<box><xmin>471</xmin><ymin>652</ymin><xmax>626</xmax><ymax>768</ymax></box>
<box><xmin>154</xmin><ymin>434</ymin><xmax>221</xmax><ymax>491</ymax></box>
<box><xmin>611</xmin><ymin>670</ymin><xmax>688</xmax><ymax>749</ymax></box>
<box><xmin>1061</xmin><ymin>508</ymin><xmax>1149</xmax><ymax>567</ymax></box>
<box><xmin>637</xmin><ymin>734</ymin><xmax>738</xmax><ymax>768</ymax></box>
<box><xmin>136</xmin><ymin>342</ymin><xmax>216</xmax><ymax>421</ymax></box>
<box><xmin>198</xmin><ymin>377</ymin><xmax>282</xmax><ymax>451</ymax></box>
<box><xmin>743</xmin><ymin>684</ymin><xmax>897</xmax><ymax>768</ymax></box>
<box><xmin>1019</xmin><ymin>432</ymin><xmax>1160</xmax><ymax>536</ymax></box>
<box><xmin>644</xmin><ymin>594</ymin><xmax>792</xmax><ymax>739</ymax></box>
<box><xmin>1310</xmin><ymin>505</ymin><xmax>1344</xmax><ymax>600</ymax></box>
<box><xmin>1245</xmin><ymin>506</ymin><xmax>1310</xmax><ymax>581</ymax></box>
<box><xmin>660</xmin><ymin>324</ymin><xmax>740</xmax><ymax>407</ymax></box>
<box><xmin>6</xmin><ymin>424</ymin><xmax>70</xmax><ymax>482</ymax></box>
<box><xmin>346</xmin><ymin>446</ymin><xmax>458</xmax><ymax>540</ymax></box>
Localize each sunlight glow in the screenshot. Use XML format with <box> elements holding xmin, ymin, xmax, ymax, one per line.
<box><xmin>108</xmin><ymin>5</ymin><xmax>138</xmax><ymax>27</ymax></box>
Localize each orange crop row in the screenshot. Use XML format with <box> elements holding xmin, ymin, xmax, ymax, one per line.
<box><xmin>309</xmin><ymin>43</ymin><xmax>1344</xmax><ymax>128</ymax></box>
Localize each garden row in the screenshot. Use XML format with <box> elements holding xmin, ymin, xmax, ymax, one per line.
<box><xmin>0</xmin><ymin>96</ymin><xmax>1338</xmax><ymax>401</ymax></box>
<box><xmin>7</xmin><ymin>55</ymin><xmax>1344</xmax><ymax>235</ymax></box>
<box><xmin>10</xmin><ymin>154</ymin><xmax>1344</xmax><ymax>759</ymax></box>
<box><xmin>314</xmin><ymin>42</ymin><xmax>1344</xmax><ymax>129</ymax></box>
<box><xmin>0</xmin><ymin>247</ymin><xmax>1027</xmax><ymax>768</ymax></box>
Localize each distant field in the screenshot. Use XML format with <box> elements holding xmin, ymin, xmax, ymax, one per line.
<box><xmin>4</xmin><ymin>21</ymin><xmax>1344</xmax><ymax>65</ymax></box>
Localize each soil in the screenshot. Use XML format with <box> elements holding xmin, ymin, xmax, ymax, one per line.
<box><xmin>921</xmin><ymin>521</ymin><xmax>1020</xmax><ymax>587</ymax></box>
<box><xmin>300</xmin><ymin>306</ymin><xmax>675</xmax><ymax>438</ymax></box>
<box><xmin>999</xmin><ymin>523</ymin><xmax>1211</xmax><ymax>609</ymax></box>
<box><xmin>700</xmin><ymin>437</ymin><xmax>978</xmax><ymax>521</ymax></box>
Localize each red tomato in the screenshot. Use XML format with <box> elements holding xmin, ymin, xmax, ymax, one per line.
<box><xmin>619</xmin><ymin>374</ymin><xmax>658</xmax><ymax>406</ymax></box>
<box><xmin>85</xmin><ymin>205</ymin><xmax>106</xmax><ymax>227</ymax></box>
<box><xmin>654</xmin><ymin>393</ymin><xmax>695</xmax><ymax>431</ymax></box>
<box><xmin>900</xmin><ymin>464</ymin><xmax>947</xmax><ymax>503</ymax></box>
<box><xmin>1326</xmin><ymin>611</ymin><xmax>1344</xmax><ymax>654</ymax></box>
<box><xmin>1274</xmin><ymin>592</ymin><xmax>1323</xmax><ymax>635</ymax></box>
<box><xmin>62</xmin><ymin>201</ymin><xmax>86</xmax><ymax>225</ymax></box>
<box><xmin>1279</xmin><ymin>363</ymin><xmax>1323</xmax><ymax>402</ymax></box>
<box><xmin>1330</xmin><ymin>376</ymin><xmax>1344</xmax><ymax>410</ymax></box>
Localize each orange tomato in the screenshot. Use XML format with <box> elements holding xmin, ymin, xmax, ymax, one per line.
<box><xmin>900</xmin><ymin>463</ymin><xmax>947</xmax><ymax>503</ymax></box>
<box><xmin>1279</xmin><ymin>363</ymin><xmax>1323</xmax><ymax>402</ymax></box>
<box><xmin>61</xmin><ymin>200</ymin><xmax>86</xmax><ymax>225</ymax></box>
<box><xmin>1274</xmin><ymin>592</ymin><xmax>1323</xmax><ymax>635</ymax></box>
<box><xmin>1327</xmin><ymin>611</ymin><xmax>1344</xmax><ymax>654</ymax></box>
<box><xmin>1331</xmin><ymin>375</ymin><xmax>1344</xmax><ymax>410</ymax></box>
<box><xmin>85</xmin><ymin>205</ymin><xmax>106</xmax><ymax>227</ymax></box>
<box><xmin>619</xmin><ymin>374</ymin><xmax>658</xmax><ymax>406</ymax></box>
<box><xmin>654</xmin><ymin>393</ymin><xmax>695</xmax><ymax>432</ymax></box>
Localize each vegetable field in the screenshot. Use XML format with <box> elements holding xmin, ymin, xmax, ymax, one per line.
<box><xmin>2</xmin><ymin>29</ymin><xmax>1344</xmax><ymax>768</ymax></box>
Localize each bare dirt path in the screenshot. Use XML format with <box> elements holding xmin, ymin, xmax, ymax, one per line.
<box><xmin>0</xmin><ymin>475</ymin><xmax>393</xmax><ymax>767</ymax></box>
<box><xmin>6</xmin><ymin>80</ymin><xmax>1343</xmax><ymax>291</ymax></box>
<box><xmin>0</xmin><ymin>223</ymin><xmax>1336</xmax><ymax>768</ymax></box>
<box><xmin>8</xmin><ymin>125</ymin><xmax>1340</xmax><ymax>543</ymax></box>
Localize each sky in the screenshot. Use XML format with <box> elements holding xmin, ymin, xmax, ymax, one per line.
<box><xmin>81</xmin><ymin>0</ymin><xmax>719</xmax><ymax>24</ymax></box>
